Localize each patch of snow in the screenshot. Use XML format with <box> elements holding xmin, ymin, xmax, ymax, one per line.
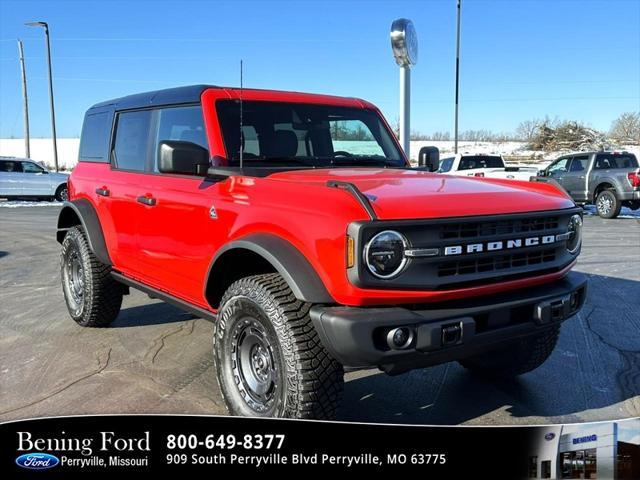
<box><xmin>0</xmin><ymin>200</ymin><xmax>63</xmax><ymax>208</ymax></box>
<box><xmin>583</xmin><ymin>205</ymin><xmax>640</xmax><ymax>219</ymax></box>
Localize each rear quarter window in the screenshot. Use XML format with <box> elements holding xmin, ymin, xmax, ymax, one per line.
<box><xmin>594</xmin><ymin>153</ymin><xmax>638</xmax><ymax>169</ymax></box>
<box><xmin>79</xmin><ymin>111</ymin><xmax>112</xmax><ymax>162</ymax></box>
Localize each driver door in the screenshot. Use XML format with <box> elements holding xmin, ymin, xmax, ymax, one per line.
<box><xmin>20</xmin><ymin>161</ymin><xmax>51</xmax><ymax>196</ymax></box>
<box><xmin>546</xmin><ymin>157</ymin><xmax>571</xmax><ymax>188</ymax></box>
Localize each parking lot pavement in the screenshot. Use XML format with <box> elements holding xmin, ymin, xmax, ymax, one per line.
<box><xmin>1</xmin><ymin>206</ymin><xmax>639</xmax><ymax>424</ymax></box>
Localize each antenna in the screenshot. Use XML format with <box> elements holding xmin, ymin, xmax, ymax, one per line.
<box><xmin>239</xmin><ymin>59</ymin><xmax>244</xmax><ymax>171</ymax></box>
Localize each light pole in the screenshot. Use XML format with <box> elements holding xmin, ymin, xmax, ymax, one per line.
<box><xmin>25</xmin><ymin>21</ymin><xmax>58</xmax><ymax>172</ymax></box>
<box><xmin>17</xmin><ymin>39</ymin><xmax>30</xmax><ymax>159</ymax></box>
<box><xmin>390</xmin><ymin>18</ymin><xmax>418</xmax><ymax>161</ymax></box>
<box><xmin>454</xmin><ymin>0</ymin><xmax>461</xmax><ymax>154</ymax></box>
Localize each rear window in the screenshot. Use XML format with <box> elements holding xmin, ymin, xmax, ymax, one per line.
<box><xmin>79</xmin><ymin>111</ymin><xmax>111</xmax><ymax>162</ymax></box>
<box><xmin>458</xmin><ymin>155</ymin><xmax>504</xmax><ymax>170</ymax></box>
<box><xmin>113</xmin><ymin>110</ymin><xmax>152</xmax><ymax>171</ymax></box>
<box><xmin>594</xmin><ymin>153</ymin><xmax>638</xmax><ymax>169</ymax></box>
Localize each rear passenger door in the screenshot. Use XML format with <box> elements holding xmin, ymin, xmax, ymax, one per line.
<box><xmin>0</xmin><ymin>160</ymin><xmax>23</xmax><ymax>197</ymax></box>
<box><xmin>106</xmin><ymin>109</ymin><xmax>154</xmax><ymax>274</ymax></box>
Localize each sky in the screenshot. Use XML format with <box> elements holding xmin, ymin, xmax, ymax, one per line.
<box><xmin>0</xmin><ymin>0</ymin><xmax>639</xmax><ymax>139</ymax></box>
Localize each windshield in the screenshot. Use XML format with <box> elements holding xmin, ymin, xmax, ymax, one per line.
<box><xmin>215</xmin><ymin>100</ymin><xmax>405</xmax><ymax>168</ymax></box>
<box><xmin>458</xmin><ymin>155</ymin><xmax>504</xmax><ymax>170</ymax></box>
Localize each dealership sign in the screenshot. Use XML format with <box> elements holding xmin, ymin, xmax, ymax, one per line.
<box><xmin>572</xmin><ymin>434</ymin><xmax>597</xmax><ymax>445</ymax></box>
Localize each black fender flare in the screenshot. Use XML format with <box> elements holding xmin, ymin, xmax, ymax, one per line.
<box><xmin>206</xmin><ymin>234</ymin><xmax>335</xmax><ymax>305</ymax></box>
<box><xmin>56</xmin><ymin>199</ymin><xmax>112</xmax><ymax>266</ymax></box>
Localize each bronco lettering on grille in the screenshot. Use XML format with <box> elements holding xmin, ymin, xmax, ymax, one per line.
<box><xmin>443</xmin><ymin>234</ymin><xmax>561</xmax><ymax>256</ymax></box>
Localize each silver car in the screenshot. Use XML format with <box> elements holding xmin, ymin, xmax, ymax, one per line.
<box><xmin>0</xmin><ymin>157</ymin><xmax>69</xmax><ymax>201</ymax></box>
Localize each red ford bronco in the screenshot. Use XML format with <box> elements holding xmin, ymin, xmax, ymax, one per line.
<box><xmin>57</xmin><ymin>85</ymin><xmax>587</xmax><ymax>419</ymax></box>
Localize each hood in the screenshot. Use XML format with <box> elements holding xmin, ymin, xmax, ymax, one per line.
<box><xmin>267</xmin><ymin>168</ymin><xmax>575</xmax><ymax>220</ymax></box>
<box><xmin>49</xmin><ymin>171</ymin><xmax>70</xmax><ymax>181</ymax></box>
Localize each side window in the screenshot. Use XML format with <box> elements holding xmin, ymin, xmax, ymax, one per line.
<box><xmin>547</xmin><ymin>157</ymin><xmax>570</xmax><ymax>176</ymax></box>
<box><xmin>22</xmin><ymin>162</ymin><xmax>45</xmax><ymax>173</ymax></box>
<box><xmin>113</xmin><ymin>110</ymin><xmax>152</xmax><ymax>171</ymax></box>
<box><xmin>438</xmin><ymin>157</ymin><xmax>455</xmax><ymax>172</ymax></box>
<box><xmin>154</xmin><ymin>106</ymin><xmax>209</xmax><ymax>172</ymax></box>
<box><xmin>0</xmin><ymin>161</ymin><xmax>23</xmax><ymax>172</ymax></box>
<box><xmin>568</xmin><ymin>155</ymin><xmax>589</xmax><ymax>172</ymax></box>
<box><xmin>241</xmin><ymin>125</ymin><xmax>260</xmax><ymax>157</ymax></box>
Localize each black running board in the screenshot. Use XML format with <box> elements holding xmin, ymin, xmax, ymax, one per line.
<box><xmin>111</xmin><ymin>272</ymin><xmax>217</xmax><ymax>323</ymax></box>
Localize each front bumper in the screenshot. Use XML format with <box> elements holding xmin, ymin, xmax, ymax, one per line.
<box><xmin>310</xmin><ymin>271</ymin><xmax>588</xmax><ymax>374</ymax></box>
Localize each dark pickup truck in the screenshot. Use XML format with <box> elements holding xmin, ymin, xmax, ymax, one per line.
<box><xmin>536</xmin><ymin>151</ymin><xmax>640</xmax><ymax>218</ymax></box>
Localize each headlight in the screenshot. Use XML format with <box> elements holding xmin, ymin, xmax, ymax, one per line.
<box><xmin>364</xmin><ymin>230</ymin><xmax>408</xmax><ymax>279</ymax></box>
<box><xmin>566</xmin><ymin>214</ymin><xmax>583</xmax><ymax>253</ymax></box>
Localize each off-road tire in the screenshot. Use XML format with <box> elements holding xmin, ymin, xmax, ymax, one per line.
<box><xmin>213</xmin><ymin>273</ymin><xmax>344</xmax><ymax>419</ymax></box>
<box><xmin>60</xmin><ymin>226</ymin><xmax>122</xmax><ymax>327</ymax></box>
<box><xmin>458</xmin><ymin>325</ymin><xmax>560</xmax><ymax>378</ymax></box>
<box><xmin>595</xmin><ymin>189</ymin><xmax>621</xmax><ymax>219</ymax></box>
<box><xmin>55</xmin><ymin>184</ymin><xmax>69</xmax><ymax>202</ymax></box>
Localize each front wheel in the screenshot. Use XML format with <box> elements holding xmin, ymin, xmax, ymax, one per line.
<box><xmin>458</xmin><ymin>325</ymin><xmax>560</xmax><ymax>378</ymax></box>
<box><xmin>595</xmin><ymin>189</ymin><xmax>621</xmax><ymax>219</ymax></box>
<box><xmin>55</xmin><ymin>184</ymin><xmax>69</xmax><ymax>202</ymax></box>
<box><xmin>213</xmin><ymin>273</ymin><xmax>344</xmax><ymax>419</ymax></box>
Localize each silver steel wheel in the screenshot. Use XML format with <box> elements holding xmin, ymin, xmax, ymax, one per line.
<box><xmin>66</xmin><ymin>249</ymin><xmax>85</xmax><ymax>305</ymax></box>
<box><xmin>231</xmin><ymin>317</ymin><xmax>279</xmax><ymax>413</ymax></box>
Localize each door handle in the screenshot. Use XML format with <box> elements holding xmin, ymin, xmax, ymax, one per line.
<box><xmin>95</xmin><ymin>187</ymin><xmax>110</xmax><ymax>197</ymax></box>
<box><xmin>578</xmin><ymin>176</ymin><xmax>585</xmax><ymax>179</ymax></box>
<box><xmin>137</xmin><ymin>195</ymin><xmax>157</xmax><ymax>206</ymax></box>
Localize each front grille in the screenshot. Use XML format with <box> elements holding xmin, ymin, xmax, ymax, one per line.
<box><xmin>440</xmin><ymin>216</ymin><xmax>560</xmax><ymax>240</ymax></box>
<box><xmin>350</xmin><ymin>208</ymin><xmax>579</xmax><ymax>291</ymax></box>
<box><xmin>438</xmin><ymin>248</ymin><xmax>557</xmax><ymax>277</ymax></box>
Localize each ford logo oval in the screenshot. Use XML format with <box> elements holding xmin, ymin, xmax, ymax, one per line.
<box><xmin>15</xmin><ymin>452</ymin><xmax>60</xmax><ymax>470</ymax></box>
<box><xmin>545</xmin><ymin>433</ymin><xmax>556</xmax><ymax>441</ymax></box>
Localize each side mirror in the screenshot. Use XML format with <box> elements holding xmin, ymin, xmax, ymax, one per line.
<box><xmin>418</xmin><ymin>146</ymin><xmax>440</xmax><ymax>172</ymax></box>
<box><xmin>158</xmin><ymin>140</ymin><xmax>209</xmax><ymax>175</ymax></box>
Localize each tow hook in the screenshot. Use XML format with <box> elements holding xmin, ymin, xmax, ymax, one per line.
<box><xmin>441</xmin><ymin>322</ymin><xmax>464</xmax><ymax>346</ymax></box>
<box><xmin>534</xmin><ymin>294</ymin><xmax>571</xmax><ymax>324</ymax></box>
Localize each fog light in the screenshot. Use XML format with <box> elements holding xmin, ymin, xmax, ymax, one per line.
<box><xmin>386</xmin><ymin>327</ymin><xmax>414</xmax><ymax>350</ymax></box>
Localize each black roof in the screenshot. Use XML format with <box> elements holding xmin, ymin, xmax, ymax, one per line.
<box><xmin>89</xmin><ymin>84</ymin><xmax>218</xmax><ymax>111</ymax></box>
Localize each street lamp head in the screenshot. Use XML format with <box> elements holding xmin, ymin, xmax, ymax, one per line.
<box><xmin>25</xmin><ymin>21</ymin><xmax>48</xmax><ymax>28</ymax></box>
<box><xmin>390</xmin><ymin>18</ymin><xmax>418</xmax><ymax>67</ymax></box>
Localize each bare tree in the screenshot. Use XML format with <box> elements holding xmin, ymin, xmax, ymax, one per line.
<box><xmin>516</xmin><ymin>119</ymin><xmax>539</xmax><ymax>142</ymax></box>
<box><xmin>610</xmin><ymin>112</ymin><xmax>640</xmax><ymax>145</ymax></box>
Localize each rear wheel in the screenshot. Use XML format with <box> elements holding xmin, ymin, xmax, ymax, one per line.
<box><xmin>458</xmin><ymin>325</ymin><xmax>560</xmax><ymax>378</ymax></box>
<box><xmin>60</xmin><ymin>226</ymin><xmax>122</xmax><ymax>327</ymax></box>
<box><xmin>213</xmin><ymin>273</ymin><xmax>343</xmax><ymax>419</ymax></box>
<box><xmin>595</xmin><ymin>189</ymin><xmax>621</xmax><ymax>219</ymax></box>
